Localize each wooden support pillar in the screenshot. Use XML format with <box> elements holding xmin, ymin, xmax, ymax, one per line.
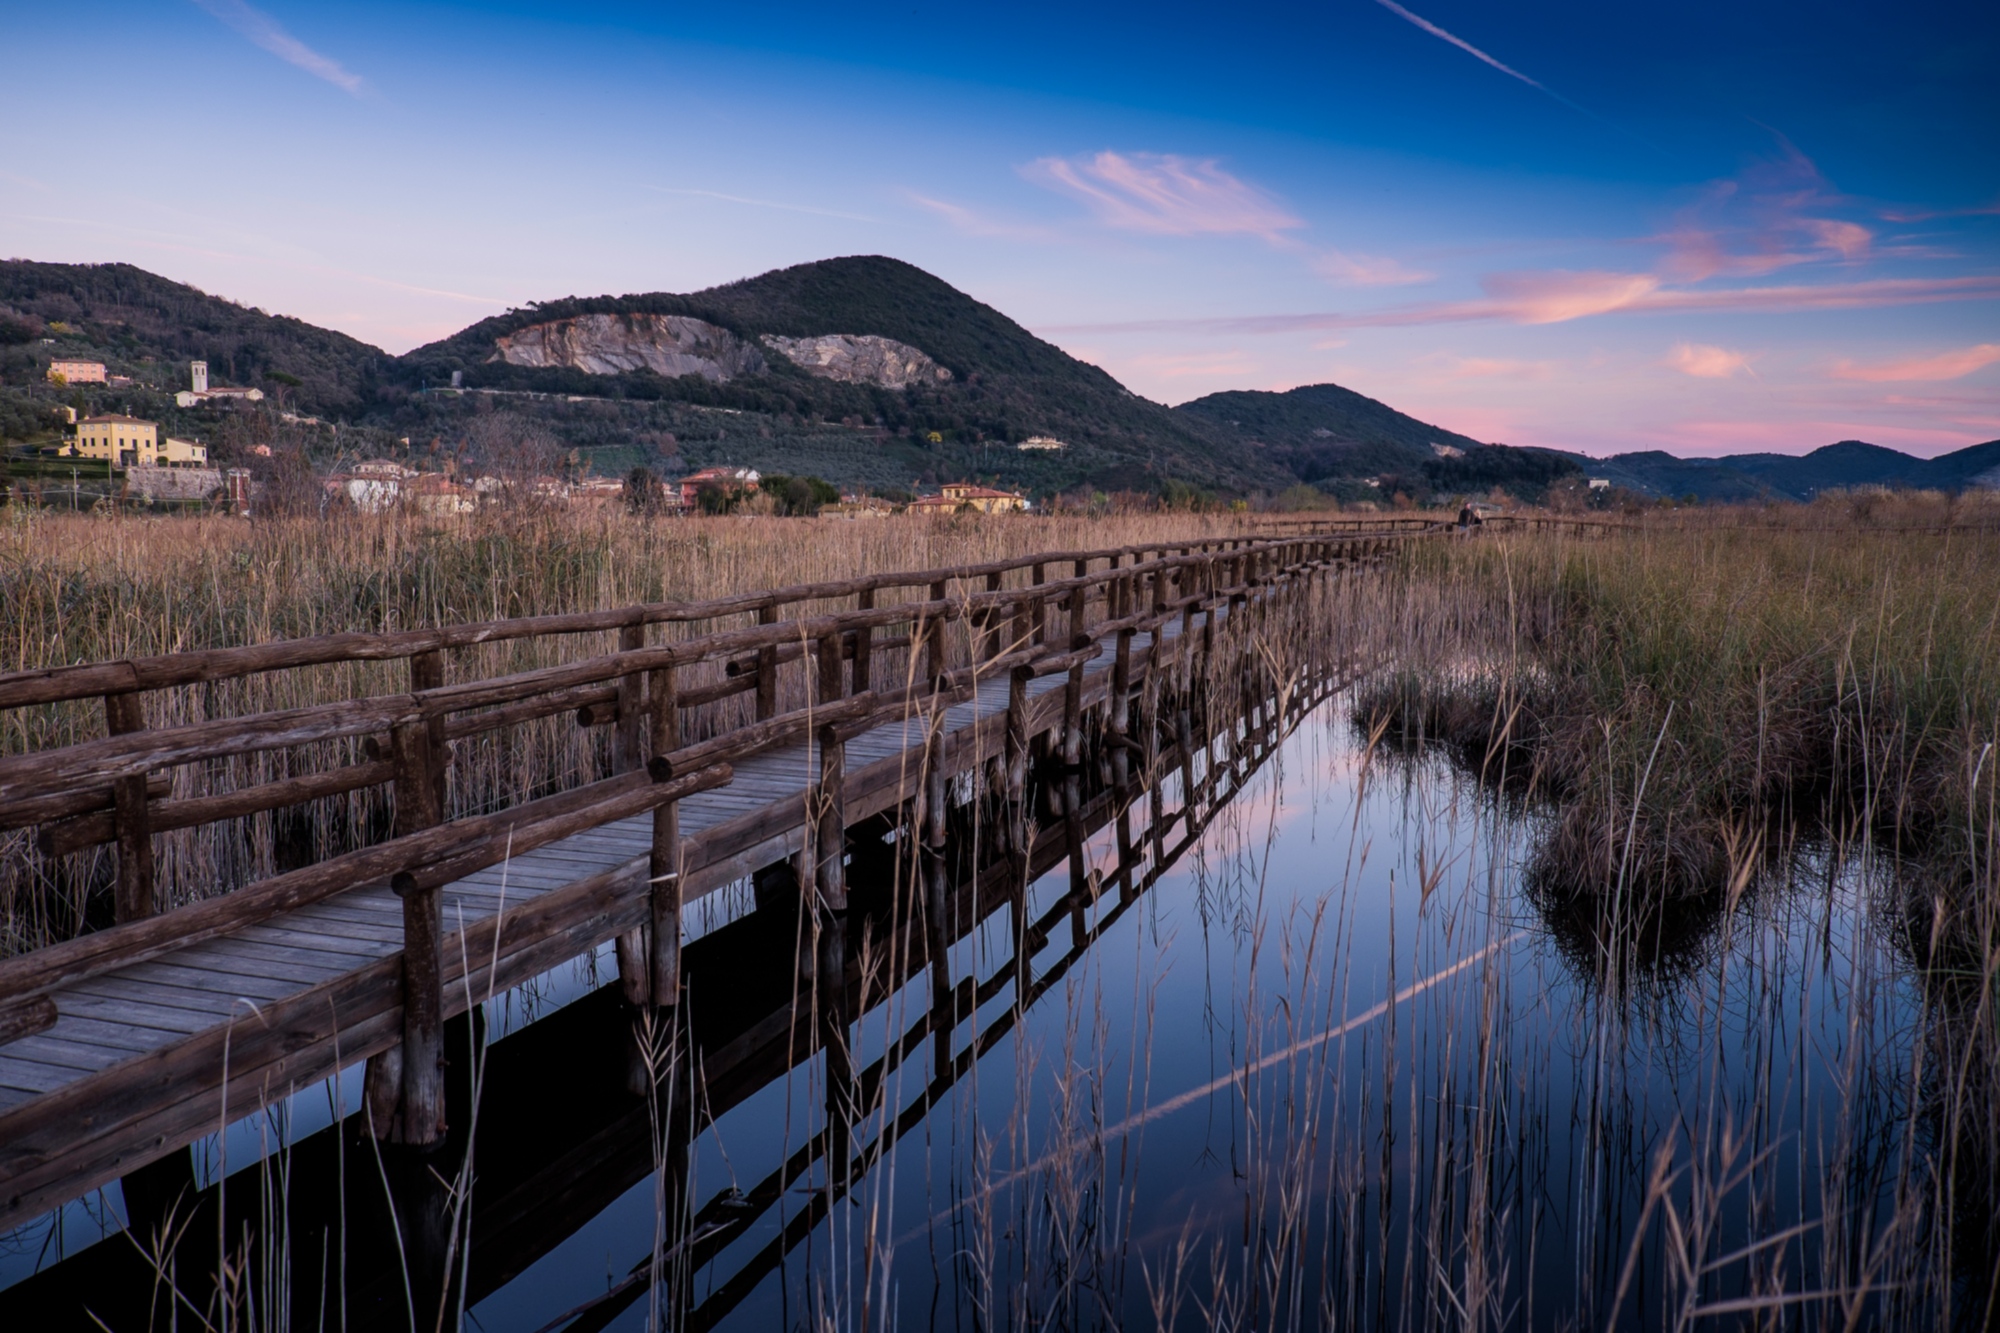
<box><xmin>392</xmin><ymin>870</ymin><xmax>445</xmax><ymax>1147</ymax></box>
<box><xmin>409</xmin><ymin>649</ymin><xmax>448</xmax><ymax>816</ymax></box>
<box><xmin>755</xmin><ymin>603</ymin><xmax>778</xmax><ymax>721</ymax></box>
<box><xmin>927</xmin><ymin>579</ymin><xmax>949</xmax><ymax>685</ymax></box>
<box><xmin>650</xmin><ymin>663</ymin><xmax>682</xmax><ymax>1008</ymax></box>
<box><xmin>980</xmin><ymin>571</ymin><xmax>1004</xmax><ymax>659</ymax></box>
<box><xmin>104</xmin><ymin>692</ymin><xmax>155</xmax><ymax>924</ymax></box>
<box><xmin>815</xmin><ymin>722</ymin><xmax>847</xmax><ymax>912</ymax></box>
<box><xmin>1030</xmin><ymin>563</ymin><xmax>1047</xmax><ymax>645</ymax></box>
<box><xmin>614</xmin><ymin>623</ymin><xmax>645</xmax><ymax>773</ymax></box>
<box><xmin>851</xmin><ymin>587</ymin><xmax>874</xmax><ymax>694</ymax></box>
<box><xmin>919</xmin><ymin>709</ymin><xmax>953</xmax><ymax>1072</ymax></box>
<box><xmin>1068</xmin><ymin>558</ymin><xmax>1089</xmax><ymax>640</ymax></box>
<box><xmin>649</xmin><ymin>804</ymin><xmax>681</xmax><ymax>1008</ymax></box>
<box><xmin>1005</xmin><ymin>666</ymin><xmax>1030</xmax><ymax>803</ymax></box>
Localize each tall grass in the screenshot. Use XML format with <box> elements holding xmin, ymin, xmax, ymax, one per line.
<box><xmin>0</xmin><ymin>505</ymin><xmax>1271</xmax><ymax>953</ymax></box>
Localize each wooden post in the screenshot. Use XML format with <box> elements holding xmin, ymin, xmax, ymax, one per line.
<box><xmin>920</xmin><ymin>709</ymin><xmax>953</xmax><ymax>1072</ymax></box>
<box><xmin>1068</xmin><ymin>558</ymin><xmax>1089</xmax><ymax>640</ymax></box>
<box><xmin>927</xmin><ymin>579</ymin><xmax>949</xmax><ymax>685</ymax></box>
<box><xmin>614</xmin><ymin>623</ymin><xmax>645</xmax><ymax>773</ymax></box>
<box><xmin>755</xmin><ymin>603</ymin><xmax>778</xmax><ymax>721</ymax></box>
<box><xmin>981</xmin><ymin>571</ymin><xmax>1004</xmax><ymax>660</ymax></box>
<box><xmin>104</xmin><ymin>692</ymin><xmax>155</xmax><ymax>923</ymax></box>
<box><xmin>1005</xmin><ymin>666</ymin><xmax>1030</xmax><ymax>803</ymax></box>
<box><xmin>1031</xmin><ymin>563</ymin><xmax>1047</xmax><ymax>645</ymax></box>
<box><xmin>851</xmin><ymin>587</ymin><xmax>874</xmax><ymax>695</ymax></box>
<box><xmin>650</xmin><ymin>797</ymin><xmax>681</xmax><ymax>1008</ymax></box>
<box><xmin>815</xmin><ymin>722</ymin><xmax>847</xmax><ymax>912</ymax></box>
<box><xmin>817</xmin><ymin>629</ymin><xmax>844</xmax><ymax>709</ymax></box>
<box><xmin>409</xmin><ymin>649</ymin><xmax>448</xmax><ymax>816</ymax></box>
<box><xmin>392</xmin><ymin>870</ymin><xmax>444</xmax><ymax>1147</ymax></box>
<box><xmin>649</xmin><ymin>663</ymin><xmax>681</xmax><ymax>1008</ymax></box>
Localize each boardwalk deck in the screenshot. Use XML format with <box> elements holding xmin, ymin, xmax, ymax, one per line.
<box><xmin>0</xmin><ymin>625</ymin><xmax>1171</xmax><ymax>1227</ymax></box>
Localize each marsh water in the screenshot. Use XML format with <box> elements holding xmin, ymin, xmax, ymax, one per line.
<box><xmin>1</xmin><ymin>683</ymin><xmax>1983</xmax><ymax>1330</ymax></box>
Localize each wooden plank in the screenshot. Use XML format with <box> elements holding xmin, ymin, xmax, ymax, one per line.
<box><xmin>23</xmin><ymin>1013</ymin><xmax>189</xmax><ymax>1055</ymax></box>
<box><xmin>94</xmin><ymin>961</ymin><xmax>303</xmax><ymax>1003</ymax></box>
<box><xmin>53</xmin><ymin>990</ymin><xmax>218</xmax><ymax>1034</ymax></box>
<box><xmin>1</xmin><ymin>1033</ymin><xmax>136</xmax><ymax>1075</ymax></box>
<box><xmin>231</xmin><ymin>921</ymin><xmax>399</xmax><ymax>957</ymax></box>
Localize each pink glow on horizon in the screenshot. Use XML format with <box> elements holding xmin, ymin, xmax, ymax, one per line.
<box><xmin>1833</xmin><ymin>343</ymin><xmax>2000</xmax><ymax>382</ymax></box>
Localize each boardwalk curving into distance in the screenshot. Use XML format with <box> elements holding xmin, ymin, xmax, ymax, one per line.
<box><xmin>0</xmin><ymin>520</ymin><xmax>1434</xmax><ymax>1235</ymax></box>
<box><xmin>0</xmin><ymin>625</ymin><xmax>1339</xmax><ymax>1328</ymax></box>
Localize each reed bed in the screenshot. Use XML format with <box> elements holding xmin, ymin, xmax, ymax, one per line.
<box><xmin>0</xmin><ymin>504</ymin><xmax>1282</xmax><ymax>954</ymax></box>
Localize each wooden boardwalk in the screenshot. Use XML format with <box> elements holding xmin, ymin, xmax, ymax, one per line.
<box><xmin>0</xmin><ymin>526</ymin><xmax>1420</xmax><ymax>1232</ymax></box>
<box><xmin>0</xmin><ymin>652</ymin><xmax>1327</xmax><ymax>1328</ymax></box>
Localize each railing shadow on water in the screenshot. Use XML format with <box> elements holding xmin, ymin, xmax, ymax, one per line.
<box><xmin>0</xmin><ymin>632</ymin><xmax>1341</xmax><ymax>1331</ymax></box>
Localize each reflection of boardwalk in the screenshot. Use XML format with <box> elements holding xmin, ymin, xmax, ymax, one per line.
<box><xmin>0</xmin><ymin>629</ymin><xmax>1343</xmax><ymax>1329</ymax></box>
<box><xmin>0</xmin><ymin>525</ymin><xmax>1423</xmax><ymax>1239</ymax></box>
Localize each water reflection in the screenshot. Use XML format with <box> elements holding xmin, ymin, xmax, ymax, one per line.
<box><xmin>3</xmin><ymin>668</ymin><xmax>1990</xmax><ymax>1330</ymax></box>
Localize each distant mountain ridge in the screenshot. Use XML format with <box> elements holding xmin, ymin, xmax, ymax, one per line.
<box><xmin>1526</xmin><ymin>438</ymin><xmax>2000</xmax><ymax>502</ymax></box>
<box><xmin>2</xmin><ymin>255</ymin><xmax>1994</xmax><ymax>502</ymax></box>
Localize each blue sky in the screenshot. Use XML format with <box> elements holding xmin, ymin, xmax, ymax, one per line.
<box><xmin>3</xmin><ymin>0</ymin><xmax>1995</xmax><ymax>455</ymax></box>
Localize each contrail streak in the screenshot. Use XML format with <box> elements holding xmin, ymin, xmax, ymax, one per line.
<box><xmin>1370</xmin><ymin>0</ymin><xmax>1604</xmax><ymax>124</ymax></box>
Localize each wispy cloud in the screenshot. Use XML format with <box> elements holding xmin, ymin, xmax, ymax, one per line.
<box><xmin>1656</xmin><ymin>143</ymin><xmax>1875</xmax><ymax>282</ymax></box>
<box><xmin>1833</xmin><ymin>343</ymin><xmax>2000</xmax><ymax>382</ymax></box>
<box><xmin>1666</xmin><ymin>343</ymin><xmax>1753</xmax><ymax>378</ymax></box>
<box><xmin>1480</xmin><ymin>269</ymin><xmax>1660</xmax><ymax>323</ymax></box>
<box><xmin>1435</xmin><ymin>356</ymin><xmax>1558</xmax><ymax>381</ymax></box>
<box><xmin>1045</xmin><ymin>274</ymin><xmax>2000</xmax><ymax>335</ymax></box>
<box><xmin>190</xmin><ymin>0</ymin><xmax>363</xmax><ymax>94</ymax></box>
<box><xmin>1024</xmin><ymin>151</ymin><xmax>1301</xmax><ymax>242</ymax></box>
<box><xmin>1312</xmin><ymin>249</ymin><xmax>1433</xmax><ymax>287</ymax></box>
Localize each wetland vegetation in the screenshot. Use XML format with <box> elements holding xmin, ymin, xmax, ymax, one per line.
<box><xmin>1</xmin><ymin>498</ymin><xmax>1996</xmax><ymax>1330</ymax></box>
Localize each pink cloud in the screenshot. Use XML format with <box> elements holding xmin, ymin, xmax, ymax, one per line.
<box><xmin>1665</xmin><ymin>343</ymin><xmax>1752</xmax><ymax>378</ymax></box>
<box><xmin>1024</xmin><ymin>151</ymin><xmax>1301</xmax><ymax>242</ymax></box>
<box><xmin>1047</xmin><ymin>274</ymin><xmax>2000</xmax><ymax>335</ymax></box>
<box><xmin>1654</xmin><ymin>146</ymin><xmax>1876</xmax><ymax>282</ymax></box>
<box><xmin>1831</xmin><ymin>343</ymin><xmax>2000</xmax><ymax>382</ymax></box>
<box><xmin>1434</xmin><ymin>356</ymin><xmax>1558</xmax><ymax>381</ymax></box>
<box><xmin>1312</xmin><ymin>249</ymin><xmax>1433</xmax><ymax>287</ymax></box>
<box><xmin>1478</xmin><ymin>269</ymin><xmax>1660</xmax><ymax>323</ymax></box>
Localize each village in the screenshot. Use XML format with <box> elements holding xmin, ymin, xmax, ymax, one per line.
<box><xmin>20</xmin><ymin>358</ymin><xmax>1035</xmax><ymax>518</ymax></box>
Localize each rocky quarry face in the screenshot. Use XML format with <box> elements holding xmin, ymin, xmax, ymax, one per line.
<box><xmin>492</xmin><ymin>314</ymin><xmax>767</xmax><ymax>381</ymax></box>
<box><xmin>761</xmin><ymin>333</ymin><xmax>953</xmax><ymax>389</ymax></box>
<box><xmin>491</xmin><ymin>315</ymin><xmax>951</xmax><ymax>390</ymax></box>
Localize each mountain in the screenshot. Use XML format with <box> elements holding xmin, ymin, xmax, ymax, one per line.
<box><xmin>1543</xmin><ymin>439</ymin><xmax>2000</xmax><ymax>502</ymax></box>
<box><xmin>390</xmin><ymin>256</ymin><xmax>1287</xmax><ymax>494</ymax></box>
<box><xmin>2</xmin><ymin>256</ymin><xmax>1994</xmax><ymax>504</ymax></box>
<box><xmin>1173</xmin><ymin>382</ymin><xmax>1489</xmax><ymax>481</ymax></box>
<box><xmin>0</xmin><ymin>261</ymin><xmax>385</xmax><ymax>417</ymax></box>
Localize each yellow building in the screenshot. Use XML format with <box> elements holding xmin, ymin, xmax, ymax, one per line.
<box><xmin>65</xmin><ymin>414</ymin><xmax>159</xmax><ymax>467</ymax></box>
<box><xmin>48</xmin><ymin>359</ymin><xmax>107</xmax><ymax>385</ymax></box>
<box><xmin>160</xmin><ymin>437</ymin><xmax>208</xmax><ymax>467</ymax></box>
<box><xmin>938</xmin><ymin>482</ymin><xmax>1028</xmax><ymax>514</ymax></box>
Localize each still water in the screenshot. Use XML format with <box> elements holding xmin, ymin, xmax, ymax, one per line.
<box><xmin>2</xmin><ymin>683</ymin><xmax>1978</xmax><ymax>1329</ymax></box>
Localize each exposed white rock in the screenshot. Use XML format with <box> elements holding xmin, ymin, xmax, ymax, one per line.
<box><xmin>492</xmin><ymin>314</ymin><xmax>766</xmax><ymax>381</ymax></box>
<box><xmin>762</xmin><ymin>333</ymin><xmax>952</xmax><ymax>389</ymax></box>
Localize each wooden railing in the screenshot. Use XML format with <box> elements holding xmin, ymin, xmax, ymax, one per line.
<box><xmin>0</xmin><ymin>522</ymin><xmax>1431</xmax><ymax>1139</ymax></box>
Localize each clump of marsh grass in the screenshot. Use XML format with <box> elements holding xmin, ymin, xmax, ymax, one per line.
<box><xmin>1356</xmin><ymin>514</ymin><xmax>2000</xmax><ymax>915</ymax></box>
